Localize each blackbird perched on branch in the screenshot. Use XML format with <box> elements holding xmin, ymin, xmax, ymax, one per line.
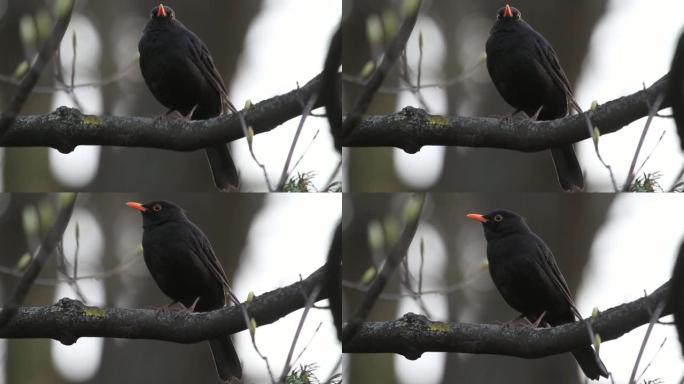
<box><xmin>467</xmin><ymin>209</ymin><xmax>608</xmax><ymax>380</ymax></box>
<box><xmin>486</xmin><ymin>4</ymin><xmax>584</xmax><ymax>192</ymax></box>
<box><xmin>127</xmin><ymin>200</ymin><xmax>242</xmax><ymax>382</ymax></box>
<box><xmin>139</xmin><ymin>4</ymin><xmax>240</xmax><ymax>191</ymax></box>
<box><xmin>670</xmin><ymin>29</ymin><xmax>684</xmax><ymax>151</ymax></box>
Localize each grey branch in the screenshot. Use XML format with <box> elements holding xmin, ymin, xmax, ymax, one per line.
<box><xmin>0</xmin><ymin>73</ymin><xmax>329</xmax><ymax>154</ymax></box>
<box><xmin>343</xmin><ymin>281</ymin><xmax>670</xmax><ymax>360</ymax></box>
<box><xmin>0</xmin><ymin>265</ymin><xmax>327</xmax><ymax>345</ymax></box>
<box><xmin>342</xmin><ymin>75</ymin><xmax>669</xmax><ymax>154</ymax></box>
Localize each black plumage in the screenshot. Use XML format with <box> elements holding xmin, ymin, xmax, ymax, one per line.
<box><xmin>127</xmin><ymin>200</ymin><xmax>242</xmax><ymax>382</ymax></box>
<box><xmin>468</xmin><ymin>209</ymin><xmax>608</xmax><ymax>380</ymax></box>
<box><xmin>139</xmin><ymin>4</ymin><xmax>239</xmax><ymax>191</ymax></box>
<box><xmin>486</xmin><ymin>5</ymin><xmax>584</xmax><ymax>191</ymax></box>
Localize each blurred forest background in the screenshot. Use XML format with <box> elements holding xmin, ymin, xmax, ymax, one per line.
<box><xmin>0</xmin><ymin>193</ymin><xmax>341</xmax><ymax>383</ymax></box>
<box><xmin>0</xmin><ymin>0</ymin><xmax>340</xmax><ymax>192</ymax></box>
<box><xmin>342</xmin><ymin>0</ymin><xmax>684</xmax><ymax>192</ymax></box>
<box><xmin>342</xmin><ymin>193</ymin><xmax>683</xmax><ymax>383</ymax></box>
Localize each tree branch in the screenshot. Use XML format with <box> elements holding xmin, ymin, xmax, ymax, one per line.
<box><xmin>343</xmin><ymin>281</ymin><xmax>670</xmax><ymax>360</ymax></box>
<box><xmin>0</xmin><ymin>0</ymin><xmax>75</xmax><ymax>138</ymax></box>
<box><xmin>342</xmin><ymin>75</ymin><xmax>670</xmax><ymax>154</ymax></box>
<box><xmin>0</xmin><ymin>265</ymin><xmax>328</xmax><ymax>345</ymax></box>
<box><xmin>0</xmin><ymin>73</ymin><xmax>333</xmax><ymax>154</ymax></box>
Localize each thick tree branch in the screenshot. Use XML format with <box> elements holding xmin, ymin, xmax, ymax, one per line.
<box><xmin>343</xmin><ymin>75</ymin><xmax>670</xmax><ymax>154</ymax></box>
<box><xmin>0</xmin><ymin>73</ymin><xmax>333</xmax><ymax>153</ymax></box>
<box><xmin>0</xmin><ymin>265</ymin><xmax>327</xmax><ymax>345</ymax></box>
<box><xmin>343</xmin><ymin>281</ymin><xmax>670</xmax><ymax>359</ymax></box>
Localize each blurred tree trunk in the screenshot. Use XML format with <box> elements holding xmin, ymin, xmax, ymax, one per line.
<box><xmin>1</xmin><ymin>1</ymin><xmax>59</xmax><ymax>190</ymax></box>
<box><xmin>344</xmin><ymin>0</ymin><xmax>403</xmax><ymax>192</ymax></box>
<box><xmin>343</xmin><ymin>193</ymin><xmax>402</xmax><ymax>384</ymax></box>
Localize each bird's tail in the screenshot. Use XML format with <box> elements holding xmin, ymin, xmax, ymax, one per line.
<box><xmin>550</xmin><ymin>145</ymin><xmax>584</xmax><ymax>192</ymax></box>
<box><xmin>209</xmin><ymin>337</ymin><xmax>242</xmax><ymax>383</ymax></box>
<box><xmin>205</xmin><ymin>145</ymin><xmax>240</xmax><ymax>192</ymax></box>
<box><xmin>572</xmin><ymin>346</ymin><xmax>608</xmax><ymax>380</ymax></box>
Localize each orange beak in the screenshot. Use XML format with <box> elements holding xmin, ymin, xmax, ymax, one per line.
<box><xmin>126</xmin><ymin>202</ymin><xmax>147</xmax><ymax>212</ymax></box>
<box><xmin>467</xmin><ymin>213</ymin><xmax>488</xmax><ymax>223</ymax></box>
<box><xmin>157</xmin><ymin>4</ymin><xmax>167</xmax><ymax>17</ymax></box>
<box><xmin>503</xmin><ymin>4</ymin><xmax>513</xmax><ymax>18</ymax></box>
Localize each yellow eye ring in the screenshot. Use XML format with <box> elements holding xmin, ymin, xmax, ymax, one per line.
<box><xmin>152</xmin><ymin>204</ymin><xmax>162</xmax><ymax>212</ymax></box>
<box><xmin>493</xmin><ymin>214</ymin><xmax>503</xmax><ymax>222</ymax></box>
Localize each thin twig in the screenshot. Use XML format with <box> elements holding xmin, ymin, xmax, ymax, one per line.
<box><xmin>628</xmin><ymin>300</ymin><xmax>666</xmax><ymax>384</ymax></box>
<box><xmin>623</xmin><ymin>93</ymin><xmax>665</xmax><ymax>191</ymax></box>
<box><xmin>277</xmin><ymin>93</ymin><xmax>318</xmax><ymax>190</ymax></box>
<box><xmin>279</xmin><ymin>284</ymin><xmax>323</xmax><ymax>382</ymax></box>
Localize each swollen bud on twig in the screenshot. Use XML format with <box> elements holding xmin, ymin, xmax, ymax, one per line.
<box><xmin>58</xmin><ymin>192</ymin><xmax>77</xmax><ymax>208</ymax></box>
<box><xmin>591</xmin><ymin>307</ymin><xmax>600</xmax><ymax>320</ymax></box>
<box><xmin>592</xmin><ymin>127</ymin><xmax>601</xmax><ymax>146</ymax></box>
<box><xmin>590</xmin><ymin>100</ymin><xmax>599</xmax><ymax>112</ymax></box>
<box><xmin>402</xmin><ymin>0</ymin><xmax>421</xmax><ymax>17</ymax></box>
<box><xmin>246</xmin><ymin>126</ymin><xmax>255</xmax><ymax>148</ymax></box>
<box><xmin>22</xmin><ymin>206</ymin><xmax>39</xmax><ymax>236</ymax></box>
<box><xmin>360</xmin><ymin>60</ymin><xmax>376</xmax><ymax>78</ymax></box>
<box><xmin>366</xmin><ymin>15</ymin><xmax>383</xmax><ymax>45</ymax></box>
<box><xmin>13</xmin><ymin>61</ymin><xmax>29</xmax><ymax>78</ymax></box>
<box><xmin>16</xmin><ymin>252</ymin><xmax>32</xmax><ymax>271</ymax></box>
<box><xmin>384</xmin><ymin>217</ymin><xmax>400</xmax><ymax>247</ymax></box>
<box><xmin>19</xmin><ymin>16</ymin><xmax>37</xmax><ymax>50</ymax></box>
<box><xmin>382</xmin><ymin>10</ymin><xmax>399</xmax><ymax>41</ymax></box>
<box><xmin>56</xmin><ymin>0</ymin><xmax>74</xmax><ymax>18</ymax></box>
<box><xmin>402</xmin><ymin>195</ymin><xmax>423</xmax><ymax>224</ymax></box>
<box><xmin>247</xmin><ymin>291</ymin><xmax>255</xmax><ymax>304</ymax></box>
<box><xmin>35</xmin><ymin>10</ymin><xmax>52</xmax><ymax>42</ymax></box>
<box><xmin>360</xmin><ymin>267</ymin><xmax>377</xmax><ymax>285</ymax></box>
<box><xmin>367</xmin><ymin>220</ymin><xmax>384</xmax><ymax>252</ymax></box>
<box><xmin>593</xmin><ymin>334</ymin><xmax>602</xmax><ymax>353</ymax></box>
<box><xmin>249</xmin><ymin>318</ymin><xmax>257</xmax><ymax>337</ymax></box>
<box><xmin>244</xmin><ymin>100</ymin><xmax>253</xmax><ymax>110</ymax></box>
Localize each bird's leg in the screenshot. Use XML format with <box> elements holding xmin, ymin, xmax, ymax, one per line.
<box><xmin>529</xmin><ymin>105</ymin><xmax>544</xmax><ymax>121</ymax></box>
<box><xmin>186</xmin><ymin>296</ymin><xmax>201</xmax><ymax>313</ymax></box>
<box><xmin>529</xmin><ymin>310</ymin><xmax>548</xmax><ymax>328</ymax></box>
<box><xmin>183</xmin><ymin>104</ymin><xmax>199</xmax><ymax>120</ymax></box>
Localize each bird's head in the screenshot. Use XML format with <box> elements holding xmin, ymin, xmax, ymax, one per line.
<box><xmin>467</xmin><ymin>209</ymin><xmax>530</xmax><ymax>240</ymax></box>
<box><xmin>150</xmin><ymin>4</ymin><xmax>175</xmax><ymax>20</ymax></box>
<box><xmin>496</xmin><ymin>4</ymin><xmax>521</xmax><ymax>21</ymax></box>
<box><xmin>126</xmin><ymin>200</ymin><xmax>186</xmax><ymax>227</ymax></box>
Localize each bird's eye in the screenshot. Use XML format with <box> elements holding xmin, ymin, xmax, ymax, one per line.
<box><xmin>152</xmin><ymin>204</ymin><xmax>162</xmax><ymax>212</ymax></box>
<box><xmin>493</xmin><ymin>214</ymin><xmax>503</xmax><ymax>222</ymax></box>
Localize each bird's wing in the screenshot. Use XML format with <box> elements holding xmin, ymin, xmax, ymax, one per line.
<box><xmin>533</xmin><ymin>236</ymin><xmax>582</xmax><ymax>320</ymax></box>
<box><xmin>533</xmin><ymin>36</ymin><xmax>577</xmax><ymax>111</ymax></box>
<box><xmin>188</xmin><ymin>223</ymin><xmax>232</xmax><ymax>294</ymax></box>
<box><xmin>183</xmin><ymin>30</ymin><xmax>237</xmax><ymax>114</ymax></box>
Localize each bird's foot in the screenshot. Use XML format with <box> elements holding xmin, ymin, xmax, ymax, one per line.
<box><xmin>154</xmin><ymin>300</ymin><xmax>183</xmax><ymax>313</ymax></box>
<box><xmin>529</xmin><ymin>311</ymin><xmax>548</xmax><ymax>328</ymax></box>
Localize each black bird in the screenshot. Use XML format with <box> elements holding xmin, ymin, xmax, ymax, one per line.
<box><xmin>670</xmin><ymin>29</ymin><xmax>684</xmax><ymax>150</ymax></box>
<box><xmin>467</xmin><ymin>209</ymin><xmax>608</xmax><ymax>380</ymax></box>
<box><xmin>486</xmin><ymin>4</ymin><xmax>584</xmax><ymax>192</ymax></box>
<box><xmin>127</xmin><ymin>200</ymin><xmax>242</xmax><ymax>382</ymax></box>
<box><xmin>139</xmin><ymin>4</ymin><xmax>239</xmax><ymax>191</ymax></box>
